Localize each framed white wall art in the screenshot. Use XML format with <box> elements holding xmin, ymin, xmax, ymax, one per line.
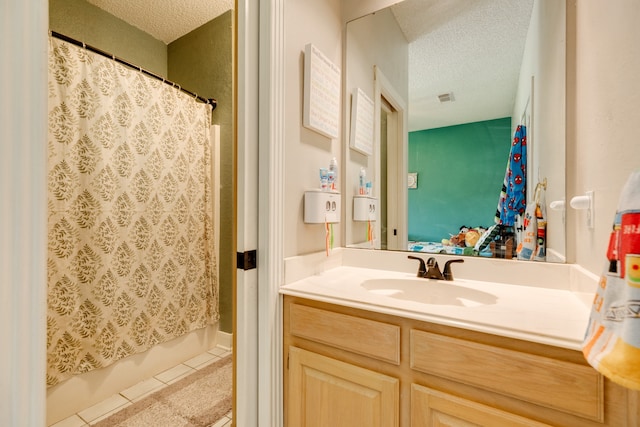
<box><xmin>349</xmin><ymin>87</ymin><xmax>374</xmax><ymax>156</ymax></box>
<box><xmin>303</xmin><ymin>43</ymin><xmax>341</xmax><ymax>139</ymax></box>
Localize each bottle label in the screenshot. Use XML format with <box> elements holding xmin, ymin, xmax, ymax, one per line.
<box><xmin>619</xmin><ymin>211</ymin><xmax>640</xmax><ymax>278</ymax></box>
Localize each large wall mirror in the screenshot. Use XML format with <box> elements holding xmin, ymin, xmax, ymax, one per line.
<box><xmin>344</xmin><ymin>0</ymin><xmax>566</xmax><ymax>263</ymax></box>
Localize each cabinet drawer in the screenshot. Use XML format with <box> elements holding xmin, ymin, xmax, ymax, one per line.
<box><xmin>411</xmin><ymin>383</ymin><xmax>551</xmax><ymax>427</ymax></box>
<box><xmin>410</xmin><ymin>329</ymin><xmax>603</xmax><ymax>421</ymax></box>
<box><xmin>289</xmin><ymin>304</ymin><xmax>400</xmax><ymax>364</ymax></box>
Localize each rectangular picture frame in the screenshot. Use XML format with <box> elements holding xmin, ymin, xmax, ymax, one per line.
<box><xmin>349</xmin><ymin>87</ymin><xmax>374</xmax><ymax>156</ymax></box>
<box><xmin>303</xmin><ymin>43</ymin><xmax>341</xmax><ymax>139</ymax></box>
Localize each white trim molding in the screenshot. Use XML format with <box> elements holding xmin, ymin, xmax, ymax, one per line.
<box><xmin>374</xmin><ymin>66</ymin><xmax>408</xmax><ymax>251</ymax></box>
<box><xmin>0</xmin><ymin>0</ymin><xmax>49</xmax><ymax>425</ymax></box>
<box><xmin>258</xmin><ymin>0</ymin><xmax>286</xmax><ymax>425</ymax></box>
<box><xmin>235</xmin><ymin>0</ymin><xmax>260</xmax><ymax>425</ymax></box>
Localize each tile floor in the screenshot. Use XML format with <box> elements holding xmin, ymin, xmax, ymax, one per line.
<box><xmin>49</xmin><ymin>346</ymin><xmax>233</xmax><ymax>427</ymax></box>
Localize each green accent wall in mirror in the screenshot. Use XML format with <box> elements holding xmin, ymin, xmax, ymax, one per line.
<box><xmin>408</xmin><ymin>117</ymin><xmax>511</xmax><ymax>243</ymax></box>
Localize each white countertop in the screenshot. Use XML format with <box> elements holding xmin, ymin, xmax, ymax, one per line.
<box><xmin>280</xmin><ymin>266</ymin><xmax>593</xmax><ymax>351</ymax></box>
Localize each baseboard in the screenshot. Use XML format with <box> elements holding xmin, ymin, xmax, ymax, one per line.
<box><xmin>217</xmin><ymin>330</ymin><xmax>233</xmax><ymax>350</ymax></box>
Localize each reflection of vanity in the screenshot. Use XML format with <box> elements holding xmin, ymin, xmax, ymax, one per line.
<box><xmin>281</xmin><ymin>250</ymin><xmax>634</xmax><ymax>426</ymax></box>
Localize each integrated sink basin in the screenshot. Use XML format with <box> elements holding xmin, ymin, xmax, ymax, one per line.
<box><xmin>361</xmin><ymin>278</ymin><xmax>497</xmax><ymax>307</ymax></box>
<box><xmin>280</xmin><ymin>261</ymin><xmax>595</xmax><ymax>350</ymax></box>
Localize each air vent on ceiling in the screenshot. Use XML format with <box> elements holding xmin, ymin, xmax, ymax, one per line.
<box><xmin>437</xmin><ymin>92</ymin><xmax>455</xmax><ymax>103</ymax></box>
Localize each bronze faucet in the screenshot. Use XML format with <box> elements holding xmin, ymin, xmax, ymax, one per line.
<box><xmin>408</xmin><ymin>256</ymin><xmax>464</xmax><ymax>281</ymax></box>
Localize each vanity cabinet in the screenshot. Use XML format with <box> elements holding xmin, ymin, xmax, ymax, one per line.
<box><xmin>288</xmin><ymin>346</ymin><xmax>399</xmax><ymax>426</ymax></box>
<box><xmin>283</xmin><ymin>296</ymin><xmax>636</xmax><ymax>427</ymax></box>
<box><xmin>411</xmin><ymin>384</ymin><xmax>550</xmax><ymax>426</ymax></box>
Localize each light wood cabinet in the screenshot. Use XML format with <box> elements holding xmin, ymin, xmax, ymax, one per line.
<box><xmin>411</xmin><ymin>384</ymin><xmax>551</xmax><ymax>427</ymax></box>
<box><xmin>410</xmin><ymin>329</ymin><xmax>603</xmax><ymax>421</ymax></box>
<box><xmin>283</xmin><ymin>296</ymin><xmax>635</xmax><ymax>427</ymax></box>
<box><xmin>288</xmin><ymin>346</ymin><xmax>399</xmax><ymax>427</ymax></box>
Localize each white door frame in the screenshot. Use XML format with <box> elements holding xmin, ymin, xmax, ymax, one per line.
<box><xmin>236</xmin><ymin>0</ymin><xmax>285</xmax><ymax>425</ymax></box>
<box><xmin>374</xmin><ymin>66</ymin><xmax>408</xmax><ymax>251</ymax></box>
<box><xmin>1</xmin><ymin>0</ymin><xmax>49</xmax><ymax>425</ymax></box>
<box><xmin>235</xmin><ymin>1</ymin><xmax>260</xmax><ymax>425</ymax></box>
<box><xmin>257</xmin><ymin>0</ymin><xmax>285</xmax><ymax>425</ymax></box>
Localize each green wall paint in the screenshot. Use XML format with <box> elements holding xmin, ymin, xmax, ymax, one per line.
<box><xmin>49</xmin><ymin>1</ymin><xmax>234</xmax><ymax>333</ymax></box>
<box><xmin>49</xmin><ymin>0</ymin><xmax>167</xmax><ymax>76</ymax></box>
<box><xmin>168</xmin><ymin>12</ymin><xmax>234</xmax><ymax>333</ymax></box>
<box><xmin>408</xmin><ymin>118</ymin><xmax>511</xmax><ymax>242</ymax></box>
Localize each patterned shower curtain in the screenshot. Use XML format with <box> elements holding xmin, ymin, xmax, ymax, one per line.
<box><xmin>46</xmin><ymin>37</ymin><xmax>219</xmax><ymax>387</ymax></box>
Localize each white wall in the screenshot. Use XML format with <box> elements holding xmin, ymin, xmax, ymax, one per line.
<box><xmin>284</xmin><ymin>0</ymin><xmax>343</xmax><ymax>257</ymax></box>
<box><xmin>513</xmin><ymin>0</ymin><xmax>566</xmax><ymax>260</ymax></box>
<box><xmin>568</xmin><ymin>0</ymin><xmax>640</xmax><ymax>274</ymax></box>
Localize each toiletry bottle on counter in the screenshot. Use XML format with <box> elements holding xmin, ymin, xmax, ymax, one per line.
<box><xmin>319</xmin><ymin>168</ymin><xmax>329</xmax><ymax>191</ymax></box>
<box><xmin>327</xmin><ymin>170</ymin><xmax>335</xmax><ymax>191</ymax></box>
<box><xmin>359</xmin><ymin>167</ymin><xmax>366</xmax><ymax>195</ymax></box>
<box><xmin>329</xmin><ymin>157</ymin><xmax>338</xmax><ymax>190</ymax></box>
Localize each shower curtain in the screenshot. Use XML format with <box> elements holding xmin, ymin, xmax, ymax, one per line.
<box><xmin>46</xmin><ymin>37</ymin><xmax>219</xmax><ymax>387</ymax></box>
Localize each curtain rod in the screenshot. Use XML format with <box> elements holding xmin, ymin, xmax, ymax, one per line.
<box><xmin>49</xmin><ymin>30</ymin><xmax>217</xmax><ymax>111</ymax></box>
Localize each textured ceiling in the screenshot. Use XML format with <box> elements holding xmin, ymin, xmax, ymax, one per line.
<box><xmin>86</xmin><ymin>0</ymin><xmax>234</xmax><ymax>44</ymax></box>
<box><xmin>390</xmin><ymin>0</ymin><xmax>534</xmax><ymax>131</ymax></box>
<box><xmin>88</xmin><ymin>0</ymin><xmax>532</xmax><ymax>132</ymax></box>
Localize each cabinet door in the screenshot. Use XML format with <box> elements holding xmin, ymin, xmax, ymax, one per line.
<box><xmin>411</xmin><ymin>384</ymin><xmax>551</xmax><ymax>427</ymax></box>
<box><xmin>288</xmin><ymin>346</ymin><xmax>399</xmax><ymax>427</ymax></box>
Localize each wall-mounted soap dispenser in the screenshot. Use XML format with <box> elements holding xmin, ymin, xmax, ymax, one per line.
<box><xmin>353</xmin><ymin>195</ymin><xmax>377</xmax><ymax>222</ymax></box>
<box><xmin>304</xmin><ymin>190</ymin><xmax>341</xmax><ymax>224</ymax></box>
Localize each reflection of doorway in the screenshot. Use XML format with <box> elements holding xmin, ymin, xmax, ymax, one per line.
<box><xmin>374</xmin><ymin>66</ymin><xmax>407</xmax><ymax>251</ymax></box>
<box><xmin>380</xmin><ymin>96</ymin><xmax>393</xmax><ymax>249</ymax></box>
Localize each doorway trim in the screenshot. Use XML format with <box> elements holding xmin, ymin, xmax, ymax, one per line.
<box><xmin>374</xmin><ymin>66</ymin><xmax>408</xmax><ymax>251</ymax></box>
<box><xmin>1</xmin><ymin>1</ymin><xmax>48</xmax><ymax>425</ymax></box>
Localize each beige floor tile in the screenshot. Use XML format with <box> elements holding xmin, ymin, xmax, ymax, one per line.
<box><xmin>208</xmin><ymin>346</ymin><xmax>230</xmax><ymax>357</ymax></box>
<box><xmin>87</xmin><ymin>402</ymin><xmax>132</xmax><ymax>425</ymax></box>
<box><xmin>154</xmin><ymin>363</ymin><xmax>195</xmax><ymax>384</ymax></box>
<box><xmin>77</xmin><ymin>394</ymin><xmax>129</xmax><ymax>423</ymax></box>
<box><xmin>49</xmin><ymin>414</ymin><xmax>88</xmax><ymax>427</ymax></box>
<box><xmin>120</xmin><ymin>377</ymin><xmax>166</xmax><ymax>402</ymax></box>
<box><xmin>184</xmin><ymin>351</ymin><xmax>216</xmax><ymax>369</ymax></box>
<box><xmin>210</xmin><ymin>416</ymin><xmax>232</xmax><ymax>427</ymax></box>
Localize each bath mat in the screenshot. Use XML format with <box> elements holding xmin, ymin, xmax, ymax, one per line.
<box><xmin>93</xmin><ymin>355</ymin><xmax>232</xmax><ymax>427</ymax></box>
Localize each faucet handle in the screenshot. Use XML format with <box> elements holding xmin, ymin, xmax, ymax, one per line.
<box><xmin>443</xmin><ymin>259</ymin><xmax>464</xmax><ymax>281</ymax></box>
<box><xmin>407</xmin><ymin>255</ymin><xmax>427</xmax><ymax>277</ymax></box>
<box><xmin>424</xmin><ymin>257</ymin><xmax>445</xmax><ymax>280</ymax></box>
